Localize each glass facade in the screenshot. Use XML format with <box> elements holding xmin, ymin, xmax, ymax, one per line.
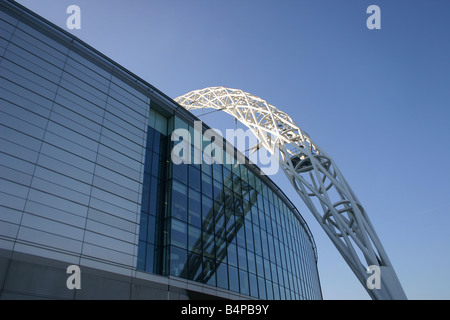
<box><xmin>142</xmin><ymin>116</ymin><xmax>323</xmax><ymax>300</ymax></box>
<box><xmin>0</xmin><ymin>0</ymin><xmax>322</xmax><ymax>300</ymax></box>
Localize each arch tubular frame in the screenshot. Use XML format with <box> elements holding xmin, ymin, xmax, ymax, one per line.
<box><xmin>175</xmin><ymin>86</ymin><xmax>407</xmax><ymax>300</ymax></box>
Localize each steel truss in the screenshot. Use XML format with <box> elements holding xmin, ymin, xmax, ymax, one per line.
<box><xmin>175</xmin><ymin>86</ymin><xmax>406</xmax><ymax>300</ymax></box>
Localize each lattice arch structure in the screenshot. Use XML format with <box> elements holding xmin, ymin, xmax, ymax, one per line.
<box><xmin>175</xmin><ymin>86</ymin><xmax>407</xmax><ymax>300</ymax></box>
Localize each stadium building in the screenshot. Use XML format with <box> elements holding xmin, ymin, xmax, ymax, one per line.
<box><xmin>0</xmin><ymin>0</ymin><xmax>322</xmax><ymax>300</ymax></box>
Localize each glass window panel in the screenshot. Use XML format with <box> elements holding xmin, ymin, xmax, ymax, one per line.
<box><xmin>234</xmin><ymin>195</ymin><xmax>244</xmax><ymax>218</ymax></box>
<box><xmin>188</xmin><ymin>188</ymin><xmax>201</xmax><ymax>228</ymax></box>
<box><xmin>201</xmin><ymin>172</ymin><xmax>212</xmax><ymax>198</ymax></box>
<box><xmin>279</xmin><ymin>287</ymin><xmax>286</xmax><ymax>300</ymax></box>
<box><xmin>239</xmin><ymin>269</ymin><xmax>249</xmax><ymax>296</ymax></box>
<box><xmin>170</xmin><ymin>246</ymin><xmax>187</xmax><ymax>277</ymax></box>
<box><xmin>188</xmin><ymin>165</ymin><xmax>201</xmax><ymax>191</ymax></box>
<box><xmin>173</xmin><ymin>116</ymin><xmax>188</xmax><ymax>131</ymax></box>
<box><xmin>258</xmin><ymin>276</ymin><xmax>266</xmax><ymax>300</ymax></box>
<box><xmin>137</xmin><ymin>240</ymin><xmax>146</xmax><ymax>270</ymax></box>
<box><xmin>145</xmin><ymin>243</ymin><xmax>156</xmax><ymax>274</ymax></box>
<box><xmin>271</xmin><ymin>262</ymin><xmax>278</xmax><ymax>285</ymax></box>
<box><xmin>201</xmin><ymin>195</ymin><xmax>213</xmax><ymax>226</ymax></box>
<box><xmin>227</xmin><ymin>242</ymin><xmax>237</xmax><ymax>267</ymax></box>
<box><xmin>261</xmin><ymin>259</ymin><xmax>272</xmax><ymax>281</ymax></box>
<box><xmin>188</xmin><ymin>225</ymin><xmax>202</xmax><ymax>254</ymax></box>
<box><xmin>228</xmin><ymin>265</ymin><xmax>239</xmax><ymax>293</ymax></box>
<box><xmin>151</xmin><ymin>153</ymin><xmax>160</xmax><ymax>177</ymax></box>
<box><xmin>201</xmin><ymin>161</ymin><xmax>212</xmax><ymax>177</ymax></box>
<box><xmin>186</xmin><ymin>253</ymin><xmax>202</xmax><ymax>281</ymax></box>
<box><xmin>154</xmin><ymin>112</ymin><xmax>167</xmax><ymax>135</ymax></box>
<box><xmin>249</xmin><ymin>273</ymin><xmax>258</xmax><ymax>298</ymax></box>
<box><xmin>253</xmin><ymin>227</ymin><xmax>262</xmax><ymax>256</ymax></box>
<box><xmin>259</xmin><ymin>209</ymin><xmax>266</xmax><ymax>230</ymax></box>
<box><xmin>202</xmin><ymin>231</ymin><xmax>215</xmax><ymax>259</ymax></box>
<box><xmin>216</xmin><ymin>261</ymin><xmax>228</xmax><ymax>290</ymax></box>
<box><xmin>225</xmin><ymin>209</ymin><xmax>235</xmax><ymax>233</ymax></box>
<box><xmin>214</xmin><ymin>210</ymin><xmax>225</xmax><ymax>236</ymax></box>
<box><xmin>256</xmin><ymin>254</ymin><xmax>264</xmax><ymax>278</ymax></box>
<box><xmin>145</xmin><ymin>128</ymin><xmax>154</xmax><ymax>154</ymax></box>
<box><xmin>235</xmin><ymin>218</ymin><xmax>245</xmax><ymax>246</ymax></box>
<box><xmin>247</xmin><ymin>251</ymin><xmax>256</xmax><ymax>275</ymax></box>
<box><xmin>212</xmin><ymin>179</ymin><xmax>222</xmax><ymax>201</ymax></box>
<box><xmin>170</xmin><ymin>218</ymin><xmax>187</xmax><ymax>249</ymax></box>
<box><xmin>266</xmin><ymin>280</ymin><xmax>274</xmax><ymax>300</ymax></box>
<box><xmin>215</xmin><ymin>236</ymin><xmax>227</xmax><ymax>264</ymax></box>
<box><xmin>171</xmin><ymin>180</ymin><xmax>187</xmax><ymax>222</ymax></box>
<box><xmin>244</xmin><ymin>222</ymin><xmax>254</xmax><ymax>253</ymax></box>
<box><xmin>237</xmin><ymin>245</ymin><xmax>247</xmax><ymax>271</ymax></box>
<box><xmin>139</xmin><ymin>213</ymin><xmax>148</xmax><ymax>242</ymax></box>
<box><xmin>261</xmin><ymin>231</ymin><xmax>269</xmax><ymax>259</ymax></box>
<box><xmin>152</xmin><ymin>130</ymin><xmax>161</xmax><ymax>152</ymax></box>
<box><xmin>268</xmin><ymin>235</ymin><xmax>276</xmax><ymax>262</ymax></box>
<box><xmin>212</xmin><ymin>163</ymin><xmax>223</xmax><ymax>183</ymax></box>
<box><xmin>223</xmin><ymin>164</ymin><xmax>232</xmax><ymax>182</ymax></box>
<box><xmin>203</xmin><ymin>257</ymin><xmax>216</xmax><ymax>287</ymax></box>
<box><xmin>172</xmin><ymin>162</ymin><xmax>187</xmax><ymax>183</ymax></box>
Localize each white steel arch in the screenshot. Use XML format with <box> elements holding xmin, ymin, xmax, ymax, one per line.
<box><xmin>175</xmin><ymin>86</ymin><xmax>407</xmax><ymax>300</ymax></box>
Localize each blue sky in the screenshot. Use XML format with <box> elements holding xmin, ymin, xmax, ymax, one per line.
<box><xmin>15</xmin><ymin>0</ymin><xmax>450</xmax><ymax>299</ymax></box>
